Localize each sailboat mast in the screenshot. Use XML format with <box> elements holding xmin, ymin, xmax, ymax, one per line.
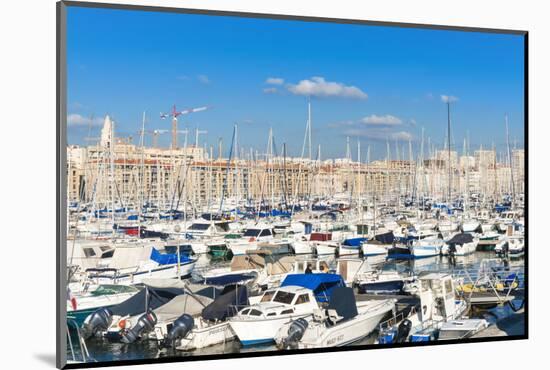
<box><xmin>505</xmin><ymin>115</ymin><xmax>516</xmax><ymax>207</ymax></box>
<box><xmin>447</xmin><ymin>101</ymin><xmax>452</xmax><ymax>204</ymax></box>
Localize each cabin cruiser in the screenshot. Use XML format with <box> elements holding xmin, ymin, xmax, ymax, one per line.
<box><xmin>275</xmin><ymin>287</ymin><xmax>395</xmax><ymax>349</ymax></box>
<box><xmin>461</xmin><ymin>219</ymin><xmax>481</xmax><ymax>233</ymax></box>
<box><xmin>156</xmin><ymin>284</ymin><xmax>250</xmax><ymax>350</ymax></box>
<box><xmin>81</xmin><ymin>281</ymin><xmax>188</xmax><ymax>339</ymax></box>
<box><xmin>410</xmin><ymin>238</ymin><xmax>445</xmax><ymax>258</ymax></box>
<box><xmin>355</xmin><ymin>269</ymin><xmax>415</xmax><ymax>295</ymax></box>
<box><xmin>196</xmin><ymin>251</ymin><xmax>295</xmax><ymax>291</ymax></box>
<box><xmin>441</xmin><ymin>233</ymin><xmax>478</xmax><ymax>256</ymax></box>
<box><xmin>82</xmin><ymin>244</ymin><xmax>197</xmax><ymax>285</ymax></box>
<box><xmin>438</xmin><ymin>219</ymin><xmax>459</xmax><ymax>233</ymax></box>
<box><xmin>227</xmin><ymin>224</ymin><xmax>275</xmax><ymax>255</ymax></box>
<box><xmin>496</xmin><ymin>211</ymin><xmax>522</xmax><ymax>232</ymax></box>
<box><xmin>361</xmin><ymin>231</ymin><xmax>394</xmax><ymax>257</ymax></box>
<box><xmin>229</xmin><ymin>273</ymin><xmax>346</xmax><ymax>346</ymax></box>
<box><xmin>377</xmin><ymin>272</ymin><xmax>468</xmax><ymax>343</ymax></box>
<box><xmin>308</xmin><ymin>232</ymin><xmax>339</xmax><ymax>256</ymax></box>
<box><xmin>338</xmin><ymin>237</ymin><xmax>367</xmax><ymax>257</ymax></box>
<box><xmin>83</xmin><ymin>279</ymin><xmax>217</xmax><ymax>343</ymax></box>
<box><xmin>67</xmin><ymin>284</ymin><xmax>139</xmax><ymax>325</ymax></box>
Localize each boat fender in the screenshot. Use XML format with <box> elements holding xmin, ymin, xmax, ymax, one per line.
<box><xmin>121</xmin><ymin>310</ymin><xmax>158</xmax><ymax>344</ymax></box>
<box><xmin>395</xmin><ymin>319</ymin><xmax>412</xmax><ymax>343</ymax></box>
<box><xmin>81</xmin><ymin>307</ymin><xmax>113</xmax><ymax>339</ymax></box>
<box><xmin>281</xmin><ymin>318</ymin><xmax>309</xmax><ymax>349</ymax></box>
<box><xmin>162</xmin><ymin>314</ymin><xmax>194</xmax><ymax>348</ymax></box>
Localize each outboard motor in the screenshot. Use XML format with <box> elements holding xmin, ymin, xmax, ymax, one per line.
<box><xmin>162</xmin><ymin>314</ymin><xmax>194</xmax><ymax>348</ymax></box>
<box><xmin>121</xmin><ymin>310</ymin><xmax>158</xmax><ymax>344</ymax></box>
<box><xmin>81</xmin><ymin>307</ymin><xmax>113</xmax><ymax>339</ymax></box>
<box><xmin>281</xmin><ymin>318</ymin><xmax>309</xmax><ymax>349</ymax></box>
<box><xmin>394</xmin><ymin>319</ymin><xmax>412</xmax><ymax>343</ymax></box>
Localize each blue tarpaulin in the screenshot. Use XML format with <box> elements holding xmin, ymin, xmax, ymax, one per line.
<box><xmin>342</xmin><ymin>237</ymin><xmax>368</xmax><ymax>247</ymax></box>
<box><xmin>150</xmin><ymin>248</ymin><xmax>192</xmax><ymax>265</ymax></box>
<box><xmin>280</xmin><ymin>273</ymin><xmax>345</xmax><ymax>302</ymax></box>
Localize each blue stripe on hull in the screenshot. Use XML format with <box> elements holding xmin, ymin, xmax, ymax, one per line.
<box><xmin>240</xmin><ymin>338</ymin><xmax>274</xmax><ymax>346</ymax></box>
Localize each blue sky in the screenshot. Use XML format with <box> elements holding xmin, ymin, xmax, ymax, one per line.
<box><xmin>66</xmin><ymin>6</ymin><xmax>525</xmax><ymax>160</ymax></box>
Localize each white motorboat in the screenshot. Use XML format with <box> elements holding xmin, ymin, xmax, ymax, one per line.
<box><xmin>438</xmin><ymin>319</ymin><xmax>489</xmax><ymax>340</ymax></box>
<box><xmin>275</xmin><ymin>287</ymin><xmax>395</xmax><ymax>349</ymax></box>
<box><xmin>157</xmin><ymin>285</ymin><xmax>250</xmax><ymax>351</ymax></box>
<box><xmin>441</xmin><ymin>233</ymin><xmax>478</xmax><ymax>256</ymax></box>
<box><xmin>378</xmin><ymin>272</ymin><xmax>469</xmax><ymax>343</ymax></box>
<box><xmin>461</xmin><ymin>219</ymin><xmax>480</xmax><ymax>233</ymax></box>
<box><xmin>411</xmin><ymin>238</ymin><xmax>444</xmax><ymax>258</ymax></box>
<box><xmin>227</xmin><ymin>224</ymin><xmax>275</xmax><ymax>255</ymax></box>
<box><xmin>229</xmin><ymin>273</ymin><xmax>346</xmax><ymax>346</ymax></box>
<box><xmin>67</xmin><ymin>284</ymin><xmax>139</xmax><ymax>325</ymax></box>
<box><xmin>361</xmin><ymin>241</ymin><xmax>388</xmax><ymax>257</ymax></box>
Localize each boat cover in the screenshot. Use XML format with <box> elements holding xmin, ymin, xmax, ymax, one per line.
<box><xmin>202</xmin><ymin>273</ymin><xmax>257</xmax><ymax>286</ymax></box>
<box><xmin>154</xmin><ymin>293</ymin><xmax>213</xmax><ymax>321</ymax></box>
<box><xmin>281</xmin><ymin>273</ymin><xmax>346</xmax><ymax>302</ymax></box>
<box><xmin>326</xmin><ymin>287</ymin><xmax>358</xmax><ymax>321</ymax></box>
<box><xmin>110</xmin><ymin>287</ymin><xmax>185</xmax><ymax>317</ymax></box>
<box><xmin>150</xmin><ymin>247</ymin><xmax>193</xmax><ymax>265</ymax></box>
<box><xmin>342</xmin><ymin>237</ymin><xmax>368</xmax><ymax>247</ymax></box>
<box><xmin>375</xmin><ymin>231</ymin><xmax>395</xmax><ymax>244</ymax></box>
<box><xmin>447</xmin><ymin>233</ymin><xmax>474</xmax><ymax>245</ymax></box>
<box><xmin>201</xmin><ymin>285</ymin><xmax>249</xmax><ymax>321</ymax></box>
<box><xmin>230</xmin><ymin>254</ymin><xmax>294</xmax><ymax>275</ymax></box>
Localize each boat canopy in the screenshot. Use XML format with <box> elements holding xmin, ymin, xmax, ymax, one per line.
<box><xmin>201</xmin><ymin>285</ymin><xmax>249</xmax><ymax>321</ymax></box>
<box><xmin>281</xmin><ymin>273</ymin><xmax>345</xmax><ymax>302</ymax></box>
<box><xmin>447</xmin><ymin>233</ymin><xmax>474</xmax><ymax>245</ymax></box>
<box><xmin>154</xmin><ymin>293</ymin><xmax>213</xmax><ymax>321</ymax></box>
<box><xmin>110</xmin><ymin>286</ymin><xmax>185</xmax><ymax>317</ymax></box>
<box><xmin>326</xmin><ymin>287</ymin><xmax>358</xmax><ymax>321</ymax></box>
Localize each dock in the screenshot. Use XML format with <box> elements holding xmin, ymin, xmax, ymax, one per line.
<box><xmin>471</xmin><ymin>308</ymin><xmax>525</xmax><ymax>337</ymax></box>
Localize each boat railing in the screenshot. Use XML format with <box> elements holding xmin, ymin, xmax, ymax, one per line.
<box><xmin>66</xmin><ymin>318</ymin><xmax>94</xmax><ymax>363</ymax></box>
<box><xmin>450</xmin><ymin>264</ymin><xmax>524</xmax><ymax>305</ymax></box>
<box><xmin>378</xmin><ymin>306</ymin><xmax>418</xmax><ymax>331</ymax></box>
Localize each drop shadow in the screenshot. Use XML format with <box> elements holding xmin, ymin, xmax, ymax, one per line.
<box><xmin>34</xmin><ymin>353</ymin><xmax>57</xmax><ymax>367</ymax></box>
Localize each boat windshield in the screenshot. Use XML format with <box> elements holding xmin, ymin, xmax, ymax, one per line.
<box><xmin>273</xmin><ymin>290</ymin><xmax>295</xmax><ymax>304</ymax></box>
<box><xmin>91</xmin><ymin>285</ymin><xmax>137</xmax><ymax>296</ymax></box>
<box><xmin>243</xmin><ymin>229</ymin><xmax>261</xmax><ymax>237</ymax></box>
<box><xmin>261</xmin><ymin>290</ymin><xmax>276</xmax><ymax>302</ymax></box>
<box><xmin>189</xmin><ymin>223</ymin><xmax>210</xmax><ymax>231</ymax></box>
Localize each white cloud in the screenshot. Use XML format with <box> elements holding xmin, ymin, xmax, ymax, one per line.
<box><xmin>391</xmin><ymin>131</ymin><xmax>414</xmax><ymax>141</ymax></box>
<box><xmin>441</xmin><ymin>94</ymin><xmax>459</xmax><ymax>103</ymax></box>
<box><xmin>263</xmin><ymin>87</ymin><xmax>278</xmax><ymax>94</ymax></box>
<box><xmin>361</xmin><ymin>114</ymin><xmax>402</xmax><ymax>125</ymax></box>
<box><xmin>343</xmin><ymin>127</ymin><xmax>414</xmax><ymax>141</ymax></box>
<box><xmin>286</xmin><ymin>76</ymin><xmax>367</xmax><ymax>99</ymax></box>
<box><xmin>197</xmin><ymin>74</ymin><xmax>210</xmax><ymax>84</ymax></box>
<box><xmin>266</xmin><ymin>77</ymin><xmax>284</xmax><ymax>85</ymax></box>
<box><xmin>67</xmin><ymin>113</ymin><xmax>103</xmax><ymax>127</ymax></box>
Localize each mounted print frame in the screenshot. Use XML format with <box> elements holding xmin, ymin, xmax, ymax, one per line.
<box><xmin>57</xmin><ymin>1</ymin><xmax>528</xmax><ymax>368</ymax></box>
